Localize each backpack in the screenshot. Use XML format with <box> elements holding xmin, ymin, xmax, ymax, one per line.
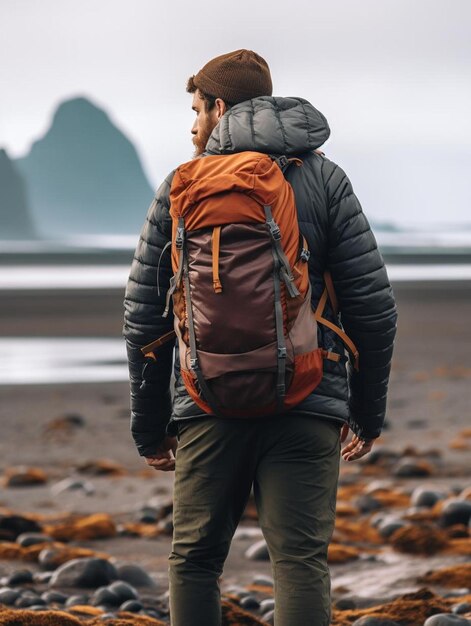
<box><xmin>141</xmin><ymin>150</ymin><xmax>359</xmax><ymax>418</ymax></box>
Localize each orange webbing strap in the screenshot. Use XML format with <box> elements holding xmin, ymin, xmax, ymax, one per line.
<box><xmin>314</xmin><ymin>273</ymin><xmax>360</xmax><ymax>372</ymax></box>
<box><xmin>324</xmin><ymin>271</ymin><xmax>338</xmax><ymax>317</ymax></box>
<box><xmin>321</xmin><ymin>349</ymin><xmax>342</xmax><ymax>363</ymax></box>
<box><xmin>211</xmin><ymin>226</ymin><xmax>222</xmax><ymax>293</ymax></box>
<box><xmin>140</xmin><ymin>329</ymin><xmax>177</xmax><ymax>360</ymax></box>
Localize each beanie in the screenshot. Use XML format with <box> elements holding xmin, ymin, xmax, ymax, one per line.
<box><xmin>192</xmin><ymin>49</ymin><xmax>273</xmax><ymax>105</ymax></box>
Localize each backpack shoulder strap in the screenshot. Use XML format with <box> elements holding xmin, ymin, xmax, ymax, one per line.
<box><xmin>314</xmin><ymin>271</ymin><xmax>359</xmax><ymax>371</ymax></box>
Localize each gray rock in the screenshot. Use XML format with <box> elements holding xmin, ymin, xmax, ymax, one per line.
<box><xmin>0</xmin><ymin>514</ymin><xmax>41</xmax><ymax>541</ymax></box>
<box><xmin>34</xmin><ymin>570</ymin><xmax>54</xmax><ymax>583</ymax></box>
<box><xmin>262</xmin><ymin>609</ymin><xmax>275</xmax><ymax>625</ymax></box>
<box><xmin>352</xmin><ymin>618</ymin><xmax>401</xmax><ymax>625</ymax></box>
<box><xmin>354</xmin><ymin>494</ymin><xmax>382</xmax><ymax>513</ymax></box>
<box><xmin>223</xmin><ymin>585</ymin><xmax>251</xmax><ymax>600</ymax></box>
<box><xmin>377</xmin><ymin>517</ymin><xmax>407</xmax><ymax>538</ymax></box>
<box><xmin>411</xmin><ymin>487</ymin><xmax>447</xmax><ymax>508</ymax></box>
<box><xmin>92</xmin><ymin>586</ymin><xmax>121</xmax><ymax>606</ymax></box>
<box><xmin>120</xmin><ymin>599</ymin><xmax>143</xmax><ymax>612</ymax></box>
<box><xmin>115</xmin><ymin>563</ymin><xmax>157</xmax><ymax>588</ymax></box>
<box><xmin>452</xmin><ymin>602</ymin><xmax>471</xmax><ymax>614</ymax></box>
<box><xmin>245</xmin><ymin>539</ymin><xmax>269</xmax><ymax>561</ymax></box>
<box><xmin>136</xmin><ymin>506</ymin><xmax>159</xmax><ymax>524</ymax></box>
<box><xmin>393</xmin><ymin>459</ymin><xmax>433</xmax><ymax>477</ymax></box>
<box><xmin>7</xmin><ymin>569</ymin><xmax>34</xmax><ymax>585</ymax></box>
<box><xmin>65</xmin><ymin>594</ymin><xmax>90</xmax><ymax>607</ymax></box>
<box><xmin>108</xmin><ymin>580</ymin><xmax>139</xmax><ymax>602</ymax></box>
<box><xmin>424</xmin><ymin>614</ymin><xmax>471</xmax><ymax>625</ymax></box>
<box><xmin>259</xmin><ymin>598</ymin><xmax>275</xmax><ymax>614</ymax></box>
<box><xmin>240</xmin><ymin>595</ymin><xmax>260</xmax><ymax>610</ymax></box>
<box><xmin>51</xmin><ymin>477</ymin><xmax>95</xmax><ymax>496</ymax></box>
<box><xmin>41</xmin><ymin>590</ymin><xmax>68</xmax><ymax>604</ymax></box>
<box><xmin>16</xmin><ymin>532</ymin><xmax>54</xmax><ymax>547</ymax></box>
<box><xmin>15</xmin><ymin>594</ymin><xmax>45</xmax><ymax>608</ymax></box>
<box><xmin>335</xmin><ymin>598</ymin><xmax>356</xmax><ymax>610</ymax></box>
<box><xmin>0</xmin><ymin>588</ymin><xmax>21</xmax><ymax>605</ymax></box>
<box><xmin>252</xmin><ymin>574</ymin><xmax>273</xmax><ymax>587</ymax></box>
<box><xmin>49</xmin><ymin>557</ymin><xmax>118</xmax><ymax>588</ymax></box>
<box><xmin>439</xmin><ymin>500</ymin><xmax>471</xmax><ymax>528</ymax></box>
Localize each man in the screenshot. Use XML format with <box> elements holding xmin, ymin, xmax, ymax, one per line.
<box><xmin>123</xmin><ymin>49</ymin><xmax>397</xmax><ymax>626</ymax></box>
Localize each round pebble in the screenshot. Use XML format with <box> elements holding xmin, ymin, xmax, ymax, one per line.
<box><xmin>354</xmin><ymin>494</ymin><xmax>382</xmax><ymax>513</ymax></box>
<box><xmin>439</xmin><ymin>500</ymin><xmax>471</xmax><ymax>527</ymax></box>
<box><xmin>136</xmin><ymin>506</ymin><xmax>159</xmax><ymax>524</ymax></box>
<box><xmin>120</xmin><ymin>599</ymin><xmax>143</xmax><ymax>612</ymax></box>
<box><xmin>259</xmin><ymin>598</ymin><xmax>275</xmax><ymax>614</ymax></box>
<box><xmin>41</xmin><ymin>590</ymin><xmax>68</xmax><ymax>604</ymax></box>
<box><xmin>240</xmin><ymin>595</ymin><xmax>260</xmax><ymax>610</ymax></box>
<box><xmin>377</xmin><ymin>517</ymin><xmax>408</xmax><ymax>538</ymax></box>
<box><xmin>0</xmin><ymin>588</ymin><xmax>21</xmax><ymax>605</ymax></box>
<box><xmin>50</xmin><ymin>477</ymin><xmax>95</xmax><ymax>496</ymax></box>
<box><xmin>411</xmin><ymin>487</ymin><xmax>447</xmax><ymax>508</ymax></box>
<box><xmin>115</xmin><ymin>563</ymin><xmax>157</xmax><ymax>588</ymax></box>
<box><xmin>15</xmin><ymin>594</ymin><xmax>46</xmax><ymax>608</ymax></box>
<box><xmin>393</xmin><ymin>459</ymin><xmax>433</xmax><ymax>477</ymax></box>
<box><xmin>108</xmin><ymin>580</ymin><xmax>139</xmax><ymax>602</ymax></box>
<box><xmin>16</xmin><ymin>532</ymin><xmax>54</xmax><ymax>547</ymax></box>
<box><xmin>262</xmin><ymin>609</ymin><xmax>275</xmax><ymax>625</ymax></box>
<box><xmin>335</xmin><ymin>597</ymin><xmax>356</xmax><ymax>610</ymax></box>
<box><xmin>7</xmin><ymin>569</ymin><xmax>34</xmax><ymax>585</ymax></box>
<box><xmin>245</xmin><ymin>539</ymin><xmax>269</xmax><ymax>561</ymax></box>
<box><xmin>0</xmin><ymin>514</ymin><xmax>41</xmax><ymax>541</ymax></box>
<box><xmin>424</xmin><ymin>614</ymin><xmax>471</xmax><ymax>625</ymax></box>
<box><xmin>65</xmin><ymin>594</ymin><xmax>90</xmax><ymax>607</ymax></box>
<box><xmin>34</xmin><ymin>570</ymin><xmax>54</xmax><ymax>583</ymax></box>
<box><xmin>49</xmin><ymin>557</ymin><xmax>118</xmax><ymax>588</ymax></box>
<box><xmin>452</xmin><ymin>602</ymin><xmax>471</xmax><ymax>614</ymax></box>
<box><xmin>91</xmin><ymin>586</ymin><xmax>121</xmax><ymax>607</ymax></box>
<box><xmin>252</xmin><ymin>574</ymin><xmax>273</xmax><ymax>587</ymax></box>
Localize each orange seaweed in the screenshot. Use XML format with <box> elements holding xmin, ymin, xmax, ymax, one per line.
<box><xmin>45</xmin><ymin>513</ymin><xmax>117</xmax><ymax>541</ymax></box>
<box><xmin>331</xmin><ymin>587</ymin><xmax>453</xmax><ymax>626</ymax></box>
<box><xmin>420</xmin><ymin>563</ymin><xmax>471</xmax><ymax>587</ymax></box>
<box><xmin>389</xmin><ymin>524</ymin><xmax>449</xmax><ymax>555</ymax></box>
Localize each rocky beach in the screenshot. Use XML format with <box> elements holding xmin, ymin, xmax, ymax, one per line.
<box><xmin>1</xmin><ymin>279</ymin><xmax>470</xmax><ymax>625</ymax></box>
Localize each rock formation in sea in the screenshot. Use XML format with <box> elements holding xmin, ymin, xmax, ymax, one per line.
<box><xmin>15</xmin><ymin>96</ymin><xmax>154</xmax><ymax>237</ymax></box>
<box><xmin>0</xmin><ymin>148</ymin><xmax>37</xmax><ymax>239</ymax></box>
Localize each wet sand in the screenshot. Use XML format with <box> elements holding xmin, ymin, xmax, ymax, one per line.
<box><xmin>0</xmin><ymin>280</ymin><xmax>470</xmax><ymax>624</ymax></box>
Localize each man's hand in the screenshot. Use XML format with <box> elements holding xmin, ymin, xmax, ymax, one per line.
<box><xmin>144</xmin><ymin>436</ymin><xmax>178</xmax><ymax>472</ymax></box>
<box><xmin>340</xmin><ymin>424</ymin><xmax>375</xmax><ymax>462</ymax></box>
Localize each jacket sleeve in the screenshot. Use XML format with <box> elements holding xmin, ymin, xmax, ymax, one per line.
<box><xmin>123</xmin><ymin>170</ymin><xmax>175</xmax><ymax>456</ymax></box>
<box><xmin>322</xmin><ymin>160</ymin><xmax>398</xmax><ymax>440</ymax></box>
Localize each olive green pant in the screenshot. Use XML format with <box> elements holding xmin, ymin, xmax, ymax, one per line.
<box><xmin>168</xmin><ymin>414</ymin><xmax>341</xmax><ymax>626</ymax></box>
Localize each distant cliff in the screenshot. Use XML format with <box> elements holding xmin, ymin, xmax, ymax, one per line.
<box><xmin>15</xmin><ymin>96</ymin><xmax>154</xmax><ymax>237</ymax></box>
<box><xmin>0</xmin><ymin>148</ymin><xmax>37</xmax><ymax>239</ymax></box>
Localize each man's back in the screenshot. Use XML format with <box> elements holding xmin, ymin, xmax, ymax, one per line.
<box><xmin>124</xmin><ymin>95</ymin><xmax>397</xmax><ymax>451</ymax></box>
<box><xmin>123</xmin><ymin>49</ymin><xmax>397</xmax><ymax>626</ymax></box>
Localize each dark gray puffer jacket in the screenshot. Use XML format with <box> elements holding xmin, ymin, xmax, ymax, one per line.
<box><xmin>123</xmin><ymin>96</ymin><xmax>398</xmax><ymax>457</ymax></box>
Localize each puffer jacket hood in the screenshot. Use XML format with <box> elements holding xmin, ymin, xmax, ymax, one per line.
<box><xmin>205</xmin><ymin>96</ymin><xmax>330</xmax><ymax>156</ymax></box>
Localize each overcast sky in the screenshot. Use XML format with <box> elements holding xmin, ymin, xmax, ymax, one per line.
<box><xmin>1</xmin><ymin>0</ymin><xmax>470</xmax><ymax>228</ymax></box>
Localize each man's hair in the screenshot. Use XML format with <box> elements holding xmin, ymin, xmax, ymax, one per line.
<box><xmin>186</xmin><ymin>76</ymin><xmax>235</xmax><ymax>112</ymax></box>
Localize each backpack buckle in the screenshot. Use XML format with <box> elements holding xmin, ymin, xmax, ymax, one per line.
<box><xmin>300</xmin><ymin>248</ymin><xmax>310</xmax><ymax>262</ymax></box>
<box><xmin>176</xmin><ymin>227</ymin><xmax>185</xmax><ymax>249</ymax></box>
<box><xmin>278</xmin><ymin>347</ymin><xmax>287</xmax><ymax>359</ymax></box>
<box><xmin>189</xmin><ymin>357</ymin><xmax>199</xmax><ymax>370</ymax></box>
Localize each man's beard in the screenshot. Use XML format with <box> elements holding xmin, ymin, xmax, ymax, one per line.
<box><xmin>192</xmin><ymin>117</ymin><xmax>216</xmax><ymax>158</ymax></box>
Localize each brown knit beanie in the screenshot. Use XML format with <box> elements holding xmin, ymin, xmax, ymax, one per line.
<box><xmin>191</xmin><ymin>49</ymin><xmax>273</xmax><ymax>105</ymax></box>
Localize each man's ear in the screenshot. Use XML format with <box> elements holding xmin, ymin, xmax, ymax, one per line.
<box><xmin>214</xmin><ymin>98</ymin><xmax>227</xmax><ymax>120</ymax></box>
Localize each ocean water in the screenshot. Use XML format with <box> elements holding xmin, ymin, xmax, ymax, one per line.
<box><xmin>0</xmin><ymin>338</ymin><xmax>127</xmax><ymax>385</ymax></box>
<box><xmin>1</xmin><ymin>263</ymin><xmax>471</xmax><ymax>290</ymax></box>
